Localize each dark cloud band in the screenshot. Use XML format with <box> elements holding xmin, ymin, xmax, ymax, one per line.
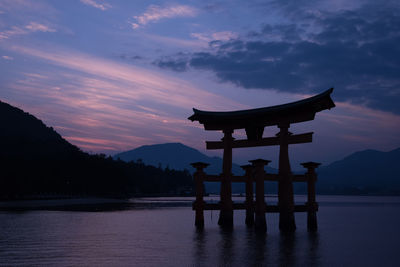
<box><xmin>156</xmin><ymin>2</ymin><xmax>400</xmax><ymax>114</ymax></box>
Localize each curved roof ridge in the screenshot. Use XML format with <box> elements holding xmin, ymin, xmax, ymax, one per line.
<box><xmin>188</xmin><ymin>88</ymin><xmax>335</xmax><ymax>130</ymax></box>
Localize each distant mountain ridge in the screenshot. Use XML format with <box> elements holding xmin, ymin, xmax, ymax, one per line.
<box><xmin>114</xmin><ymin>143</ymin><xmax>253</xmax><ymax>193</ymax></box>
<box><xmin>317</xmin><ymin>147</ymin><xmax>400</xmax><ymax>195</ymax></box>
<box><xmin>116</xmin><ymin>143</ymin><xmax>400</xmax><ymax>195</ymax></box>
<box><xmin>114</xmin><ymin>142</ymin><xmax>245</xmax><ymax>175</ymax></box>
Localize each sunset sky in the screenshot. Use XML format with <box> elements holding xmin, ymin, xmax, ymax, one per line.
<box><xmin>0</xmin><ymin>0</ymin><xmax>399</xmax><ymax>169</ymax></box>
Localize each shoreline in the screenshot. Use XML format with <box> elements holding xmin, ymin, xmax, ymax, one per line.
<box><xmin>0</xmin><ymin>197</ymin><xmax>130</xmax><ymax>210</ymax></box>
<box><xmin>1</xmin><ymin>194</ymin><xmax>399</xmax><ymax>211</ymax></box>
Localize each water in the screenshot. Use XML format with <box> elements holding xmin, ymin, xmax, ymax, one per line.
<box><xmin>1</xmin><ymin>196</ymin><xmax>399</xmax><ymax>266</ymax></box>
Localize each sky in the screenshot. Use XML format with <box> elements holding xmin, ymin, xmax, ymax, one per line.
<box><xmin>0</xmin><ymin>0</ymin><xmax>399</xmax><ymax>169</ymax></box>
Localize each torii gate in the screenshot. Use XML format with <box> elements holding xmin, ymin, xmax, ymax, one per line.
<box><xmin>188</xmin><ymin>88</ymin><xmax>335</xmax><ymax>231</ymax></box>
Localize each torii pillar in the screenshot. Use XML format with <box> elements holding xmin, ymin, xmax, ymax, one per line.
<box><xmin>250</xmin><ymin>159</ymin><xmax>270</xmax><ymax>232</ymax></box>
<box><xmin>241</xmin><ymin>164</ymin><xmax>254</xmax><ymax>226</ymax></box>
<box><xmin>191</xmin><ymin>162</ymin><xmax>209</xmax><ymax>229</ymax></box>
<box><xmin>301</xmin><ymin>161</ymin><xmax>321</xmax><ymax>232</ymax></box>
<box><xmin>218</xmin><ymin>129</ymin><xmax>234</xmax><ymax>227</ymax></box>
<box><xmin>278</xmin><ymin>123</ymin><xmax>296</xmax><ymax>232</ymax></box>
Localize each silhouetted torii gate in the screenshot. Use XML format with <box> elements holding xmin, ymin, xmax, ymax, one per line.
<box><xmin>188</xmin><ymin>88</ymin><xmax>335</xmax><ymax>232</ymax></box>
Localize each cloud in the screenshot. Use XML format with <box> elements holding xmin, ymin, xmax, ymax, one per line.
<box><xmin>8</xmin><ymin>44</ymin><xmax>237</xmax><ymax>110</ymax></box>
<box><xmin>0</xmin><ymin>0</ymin><xmax>56</xmax><ymax>13</ymax></box>
<box><xmin>80</xmin><ymin>0</ymin><xmax>111</xmax><ymax>11</ymax></box>
<box><xmin>140</xmin><ymin>33</ymin><xmax>206</xmax><ymax>48</ymax></box>
<box><xmin>154</xmin><ymin>52</ymin><xmax>191</xmax><ymax>72</ymax></box>
<box><xmin>2</xmin><ymin>55</ymin><xmax>13</xmax><ymax>60</ymax></box>
<box><xmin>25</xmin><ymin>22</ymin><xmax>56</xmax><ymax>33</ymax></box>
<box><xmin>191</xmin><ymin>31</ymin><xmax>239</xmax><ymax>42</ymax></box>
<box><xmin>0</xmin><ymin>22</ymin><xmax>56</xmax><ymax>40</ymax></box>
<box><xmin>249</xmin><ymin>24</ymin><xmax>304</xmax><ymax>42</ymax></box>
<box><xmin>3</xmin><ymin>44</ymin><xmax>244</xmax><ymax>153</ymax></box>
<box><xmin>130</xmin><ymin>5</ymin><xmax>197</xmax><ymax>29</ymax></box>
<box><xmin>156</xmin><ymin>58</ymin><xmax>188</xmax><ymax>72</ymax></box>
<box><xmin>156</xmin><ymin>2</ymin><xmax>400</xmax><ymax>114</ymax></box>
<box><xmin>6</xmin><ymin>71</ymin><xmax>195</xmax><ymax>152</ymax></box>
<box><xmin>0</xmin><ymin>26</ymin><xmax>26</xmax><ymax>40</ymax></box>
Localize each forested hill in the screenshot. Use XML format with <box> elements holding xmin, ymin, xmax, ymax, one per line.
<box><xmin>0</xmin><ymin>101</ymin><xmax>81</xmax><ymax>158</ymax></box>
<box><xmin>0</xmin><ymin>100</ymin><xmax>193</xmax><ymax>199</ymax></box>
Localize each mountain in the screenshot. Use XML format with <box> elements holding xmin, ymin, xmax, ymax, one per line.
<box><xmin>115</xmin><ymin>143</ymin><xmax>279</xmax><ymax>193</ymax></box>
<box><xmin>115</xmin><ymin>143</ymin><xmax>400</xmax><ymax>195</ymax></box>
<box><xmin>114</xmin><ymin>143</ymin><xmax>245</xmax><ymax>175</ymax></box>
<box><xmin>0</xmin><ymin>101</ymin><xmax>81</xmax><ymax>158</ymax></box>
<box><xmin>317</xmin><ymin>148</ymin><xmax>400</xmax><ymax>195</ymax></box>
<box><xmin>0</xmin><ymin>100</ymin><xmax>193</xmax><ymax>199</ymax></box>
<box><xmin>114</xmin><ymin>143</ymin><xmax>243</xmax><ymax>193</ymax></box>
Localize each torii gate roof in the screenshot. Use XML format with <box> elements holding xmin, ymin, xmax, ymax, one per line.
<box><xmin>188</xmin><ymin>88</ymin><xmax>335</xmax><ymax>131</ymax></box>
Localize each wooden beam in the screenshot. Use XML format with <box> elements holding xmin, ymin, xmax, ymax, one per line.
<box><xmin>265</xmin><ymin>174</ymin><xmax>279</xmax><ymax>181</ymax></box>
<box><xmin>203</xmin><ymin>174</ymin><xmax>221</xmax><ymax>182</ymax></box>
<box><xmin>204</xmin><ymin>175</ymin><xmax>251</xmax><ymax>183</ymax></box>
<box><xmin>204</xmin><ymin>173</ymin><xmax>309</xmax><ymax>183</ymax></box>
<box><xmin>194</xmin><ymin>202</ymin><xmax>318</xmax><ymax>212</ymax></box>
<box><xmin>232</xmin><ymin>175</ymin><xmax>246</xmax><ymax>182</ymax></box>
<box><xmin>292</xmin><ymin>174</ymin><xmax>308</xmax><ymax>182</ymax></box>
<box><xmin>206</xmin><ymin>132</ymin><xmax>313</xmax><ymax>150</ymax></box>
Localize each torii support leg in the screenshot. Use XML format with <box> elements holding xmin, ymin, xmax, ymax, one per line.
<box><xmin>250</xmin><ymin>159</ymin><xmax>271</xmax><ymax>232</ymax></box>
<box><xmin>301</xmin><ymin>162</ymin><xmax>321</xmax><ymax>232</ymax></box>
<box><xmin>191</xmin><ymin>162</ymin><xmax>209</xmax><ymax>229</ymax></box>
<box><xmin>278</xmin><ymin>124</ymin><xmax>296</xmax><ymax>232</ymax></box>
<box><xmin>241</xmin><ymin>164</ymin><xmax>254</xmax><ymax>226</ymax></box>
<box><xmin>218</xmin><ymin>129</ymin><xmax>234</xmax><ymax>228</ymax></box>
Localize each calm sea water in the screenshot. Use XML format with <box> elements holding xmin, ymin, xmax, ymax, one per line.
<box><xmin>1</xmin><ymin>195</ymin><xmax>399</xmax><ymax>266</ymax></box>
